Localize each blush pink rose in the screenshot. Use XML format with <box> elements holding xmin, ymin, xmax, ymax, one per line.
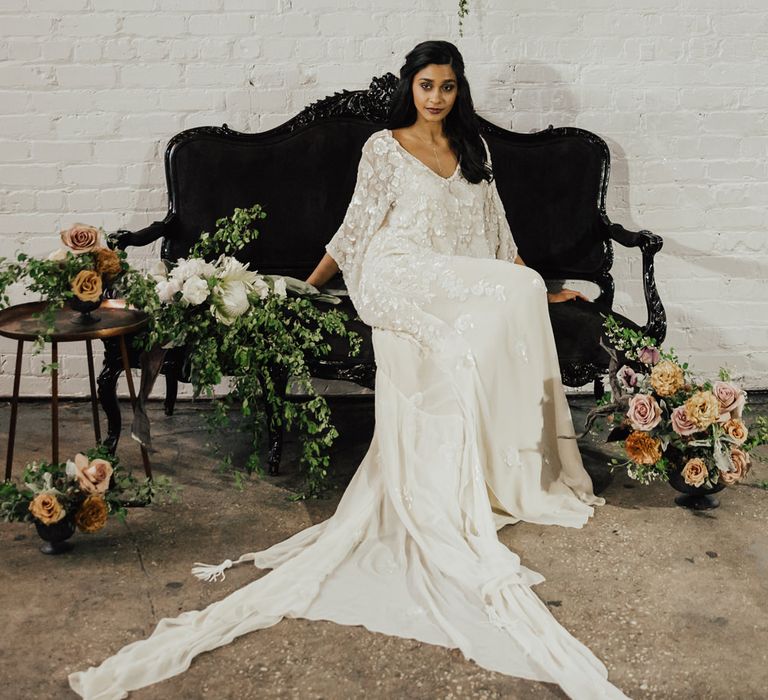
<box><xmin>637</xmin><ymin>346</ymin><xmax>661</xmax><ymax>365</ymax></box>
<box><xmin>60</xmin><ymin>223</ymin><xmax>101</xmax><ymax>254</ymax></box>
<box><xmin>712</xmin><ymin>381</ymin><xmax>746</xmax><ymax>422</ymax></box>
<box><xmin>671</xmin><ymin>405</ymin><xmax>699</xmax><ymax>436</ymax></box>
<box><xmin>627</xmin><ymin>393</ymin><xmax>662</xmax><ymax>431</ymax></box>
<box><xmin>74</xmin><ymin>453</ymin><xmax>113</xmax><ymax>494</ymax></box>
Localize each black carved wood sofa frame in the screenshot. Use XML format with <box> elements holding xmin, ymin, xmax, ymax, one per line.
<box><xmin>100</xmin><ymin>73</ymin><xmax>666</xmax><ymax>473</ymax></box>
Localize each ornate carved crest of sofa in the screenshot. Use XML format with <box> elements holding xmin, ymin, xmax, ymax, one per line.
<box><xmin>100</xmin><ymin>73</ymin><xmax>666</xmax><ymax>473</ymax></box>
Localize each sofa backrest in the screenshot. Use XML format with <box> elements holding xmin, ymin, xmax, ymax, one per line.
<box><xmin>159</xmin><ymin>73</ymin><xmax>613</xmax><ymax>282</ymax></box>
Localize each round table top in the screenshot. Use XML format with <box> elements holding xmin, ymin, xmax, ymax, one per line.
<box><xmin>0</xmin><ymin>300</ymin><xmax>149</xmax><ymax>342</ymax></box>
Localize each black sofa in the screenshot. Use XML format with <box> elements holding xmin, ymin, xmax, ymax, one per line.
<box><xmin>101</xmin><ymin>73</ymin><xmax>666</xmax><ymax>472</ymax></box>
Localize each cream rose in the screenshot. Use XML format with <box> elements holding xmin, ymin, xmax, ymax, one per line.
<box><xmin>712</xmin><ymin>381</ymin><xmax>746</xmax><ymax>421</ymax></box>
<box><xmin>71</xmin><ymin>270</ymin><xmax>103</xmax><ymax>302</ymax></box>
<box><xmin>61</xmin><ymin>223</ymin><xmax>101</xmax><ymax>254</ymax></box>
<box><xmin>671</xmin><ymin>405</ymin><xmax>699</xmax><ymax>436</ymax></box>
<box><xmin>723</xmin><ymin>418</ymin><xmax>748</xmax><ymax>446</ymax></box>
<box><xmin>627</xmin><ymin>393</ymin><xmax>662</xmax><ymax>431</ymax></box>
<box><xmin>74</xmin><ymin>453</ymin><xmax>113</xmax><ymax>494</ymax></box>
<box><xmin>684</xmin><ymin>391</ymin><xmax>720</xmax><ymax>430</ymax></box>
<box><xmin>649</xmin><ymin>360</ymin><xmax>685</xmax><ymax>397</ymax></box>
<box><xmin>681</xmin><ymin>457</ymin><xmax>708</xmax><ymax>488</ymax></box>
<box><xmin>29</xmin><ymin>492</ymin><xmax>66</xmax><ymax>525</ymax></box>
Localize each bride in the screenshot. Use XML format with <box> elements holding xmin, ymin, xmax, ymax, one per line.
<box><xmin>69</xmin><ymin>41</ymin><xmax>629</xmax><ymax>699</ymax></box>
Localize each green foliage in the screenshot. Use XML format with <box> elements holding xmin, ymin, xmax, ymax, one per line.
<box><xmin>0</xmin><ymin>448</ymin><xmax>179</xmax><ymax>525</ymax></box>
<box><xmin>122</xmin><ymin>205</ymin><xmax>359</xmax><ymax>498</ymax></box>
<box><xmin>602</xmin><ymin>314</ymin><xmax>677</xmax><ymax>363</ymax></box>
<box><xmin>457</xmin><ymin>0</ymin><xmax>470</xmax><ymax>36</ymax></box>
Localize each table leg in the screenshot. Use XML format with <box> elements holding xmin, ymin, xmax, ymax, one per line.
<box><xmin>85</xmin><ymin>339</ymin><xmax>102</xmax><ymax>444</ymax></box>
<box><xmin>119</xmin><ymin>336</ymin><xmax>152</xmax><ymax>479</ymax></box>
<box><xmin>5</xmin><ymin>339</ymin><xmax>23</xmax><ymax>480</ymax></box>
<box><xmin>51</xmin><ymin>341</ymin><xmax>59</xmax><ymax>465</ymax></box>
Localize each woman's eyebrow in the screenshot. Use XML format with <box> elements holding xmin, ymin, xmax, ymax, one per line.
<box><xmin>419</xmin><ymin>78</ymin><xmax>456</xmax><ymax>84</ymax></box>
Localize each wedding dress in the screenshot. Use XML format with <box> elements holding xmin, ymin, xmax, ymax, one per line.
<box><xmin>69</xmin><ymin>129</ymin><xmax>629</xmax><ymax>699</ymax></box>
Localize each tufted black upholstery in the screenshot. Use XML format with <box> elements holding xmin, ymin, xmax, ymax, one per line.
<box><xmin>99</xmin><ymin>73</ymin><xmax>665</xmax><ymax>469</ymax></box>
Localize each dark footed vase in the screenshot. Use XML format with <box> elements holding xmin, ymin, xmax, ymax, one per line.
<box><xmin>667</xmin><ymin>463</ymin><xmax>726</xmax><ymax>510</ymax></box>
<box><xmin>69</xmin><ymin>296</ymin><xmax>102</xmax><ymax>325</ymax></box>
<box><xmin>34</xmin><ymin>516</ymin><xmax>76</xmax><ymax>554</ymax></box>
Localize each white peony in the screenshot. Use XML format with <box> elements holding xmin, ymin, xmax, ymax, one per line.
<box><xmin>156</xmin><ymin>278</ymin><xmax>182</xmax><ymax>303</ymax></box>
<box><xmin>273</xmin><ymin>277</ymin><xmax>287</xmax><ymax>298</ymax></box>
<box><xmin>180</xmin><ymin>275</ymin><xmax>209</xmax><ymax>306</ymax></box>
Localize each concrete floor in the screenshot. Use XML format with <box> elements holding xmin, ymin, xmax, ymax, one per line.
<box><xmin>1</xmin><ymin>396</ymin><xmax>766</xmax><ymax>700</ymax></box>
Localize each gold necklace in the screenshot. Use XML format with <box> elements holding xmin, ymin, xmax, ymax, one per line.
<box><xmin>413</xmin><ymin>130</ymin><xmax>445</xmax><ymax>177</ymax></box>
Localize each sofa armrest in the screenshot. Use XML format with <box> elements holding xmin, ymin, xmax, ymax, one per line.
<box><xmin>107</xmin><ymin>221</ymin><xmax>169</xmax><ymax>251</ymax></box>
<box><xmin>608</xmin><ymin>223</ymin><xmax>663</xmax><ymax>254</ymax></box>
<box><xmin>607</xmin><ymin>222</ymin><xmax>666</xmax><ymax>343</ymax></box>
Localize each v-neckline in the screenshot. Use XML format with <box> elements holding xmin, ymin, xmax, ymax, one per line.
<box><xmin>387</xmin><ymin>129</ymin><xmax>460</xmax><ymax>181</ymax></box>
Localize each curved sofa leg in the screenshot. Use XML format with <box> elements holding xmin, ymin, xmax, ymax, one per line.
<box><xmin>98</xmin><ymin>361</ymin><xmax>123</xmax><ymax>453</ymax></box>
<box><xmin>164</xmin><ymin>371</ymin><xmax>179</xmax><ymax>416</ymax></box>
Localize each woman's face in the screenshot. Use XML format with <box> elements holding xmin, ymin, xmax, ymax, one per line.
<box><xmin>411</xmin><ymin>63</ymin><xmax>458</xmax><ymax>124</ymax></box>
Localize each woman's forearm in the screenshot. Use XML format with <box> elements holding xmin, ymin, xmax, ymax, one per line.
<box><xmin>306</xmin><ymin>253</ymin><xmax>339</xmax><ymax>287</ymax></box>
<box><xmin>514</xmin><ymin>254</ymin><xmax>525</xmax><ymax>266</ymax></box>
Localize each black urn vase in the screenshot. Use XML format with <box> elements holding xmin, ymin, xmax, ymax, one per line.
<box><xmin>69</xmin><ymin>296</ymin><xmax>102</xmax><ymax>325</ymax></box>
<box><xmin>667</xmin><ymin>464</ymin><xmax>726</xmax><ymax>510</ymax></box>
<box><xmin>34</xmin><ymin>516</ymin><xmax>76</xmax><ymax>554</ymax></box>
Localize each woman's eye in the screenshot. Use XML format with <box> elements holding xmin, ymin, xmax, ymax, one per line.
<box><xmin>443</xmin><ymin>85</ymin><xmax>454</xmax><ymax>92</ymax></box>
<box><xmin>420</xmin><ymin>83</ymin><xmax>431</xmax><ymax>90</ymax></box>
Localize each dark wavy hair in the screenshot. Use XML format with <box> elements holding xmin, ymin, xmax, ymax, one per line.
<box><xmin>387</xmin><ymin>40</ymin><xmax>492</xmax><ymax>184</ymax></box>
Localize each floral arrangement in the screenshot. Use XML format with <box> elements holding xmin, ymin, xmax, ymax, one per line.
<box><xmin>593</xmin><ymin>316</ymin><xmax>767</xmax><ymax>488</ymax></box>
<box><xmin>123</xmin><ymin>205</ymin><xmax>359</xmax><ymax>498</ymax></box>
<box><xmin>0</xmin><ymin>448</ymin><xmax>178</xmax><ymax>531</ymax></box>
<box><xmin>0</xmin><ymin>223</ymin><xmax>130</xmax><ymax>346</ymax></box>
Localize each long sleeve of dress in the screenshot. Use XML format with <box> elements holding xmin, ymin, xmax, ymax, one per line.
<box><xmin>480</xmin><ymin>136</ymin><xmax>519</xmax><ymax>263</ymax></box>
<box><xmin>326</xmin><ymin>133</ymin><xmax>395</xmax><ymax>303</ymax></box>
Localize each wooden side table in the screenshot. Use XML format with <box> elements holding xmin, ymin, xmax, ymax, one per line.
<box><xmin>0</xmin><ymin>300</ymin><xmax>151</xmax><ymax>480</ymax></box>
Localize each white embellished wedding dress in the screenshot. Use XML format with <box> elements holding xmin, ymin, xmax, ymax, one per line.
<box><xmin>69</xmin><ymin>130</ymin><xmax>628</xmax><ymax>699</ymax></box>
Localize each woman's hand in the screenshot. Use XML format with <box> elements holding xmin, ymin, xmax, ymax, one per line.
<box><xmin>547</xmin><ymin>288</ymin><xmax>589</xmax><ymax>303</ymax></box>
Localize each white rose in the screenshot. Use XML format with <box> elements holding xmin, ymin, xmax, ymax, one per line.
<box><xmin>212</xmin><ymin>281</ymin><xmax>250</xmax><ymax>324</ymax></box>
<box><xmin>47</xmin><ymin>248</ymin><xmax>68</xmax><ymax>261</ymax></box>
<box><xmin>273</xmin><ymin>277</ymin><xmax>287</xmax><ymax>298</ymax></box>
<box><xmin>180</xmin><ymin>275</ymin><xmax>209</xmax><ymax>306</ymax></box>
<box><xmin>65</xmin><ymin>459</ymin><xmax>78</xmax><ymax>479</ymax></box>
<box><xmin>172</xmin><ymin>258</ymin><xmax>215</xmax><ymax>283</ymax></box>
<box><xmin>156</xmin><ymin>278</ymin><xmax>181</xmax><ymax>303</ymax></box>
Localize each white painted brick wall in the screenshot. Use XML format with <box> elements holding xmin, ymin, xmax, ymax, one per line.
<box><xmin>1</xmin><ymin>0</ymin><xmax>767</xmax><ymax>399</ymax></box>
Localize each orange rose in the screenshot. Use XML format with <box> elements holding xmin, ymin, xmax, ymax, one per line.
<box><xmin>625</xmin><ymin>431</ymin><xmax>662</xmax><ymax>465</ymax></box>
<box><xmin>723</xmin><ymin>419</ymin><xmax>748</xmax><ymax>446</ymax></box>
<box><xmin>71</xmin><ymin>270</ymin><xmax>103</xmax><ymax>302</ymax></box>
<box><xmin>74</xmin><ymin>453</ymin><xmax>113</xmax><ymax>494</ymax></box>
<box><xmin>75</xmin><ymin>494</ymin><xmax>108</xmax><ymax>533</ymax></box>
<box><xmin>681</xmin><ymin>457</ymin><xmax>708</xmax><ymax>487</ymax></box>
<box><xmin>93</xmin><ymin>248</ymin><xmax>122</xmax><ymax>277</ymax></box>
<box><xmin>29</xmin><ymin>493</ymin><xmax>66</xmax><ymax>525</ymax></box>
<box><xmin>61</xmin><ymin>223</ymin><xmax>101</xmax><ymax>254</ymax></box>
<box><xmin>720</xmin><ymin>448</ymin><xmax>750</xmax><ymax>485</ymax></box>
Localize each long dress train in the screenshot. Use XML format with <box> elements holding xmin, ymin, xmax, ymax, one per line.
<box><xmin>68</xmin><ymin>129</ymin><xmax>629</xmax><ymax>699</ymax></box>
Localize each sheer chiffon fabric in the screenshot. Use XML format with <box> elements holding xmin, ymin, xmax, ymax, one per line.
<box><xmin>69</xmin><ymin>130</ymin><xmax>628</xmax><ymax>699</ymax></box>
